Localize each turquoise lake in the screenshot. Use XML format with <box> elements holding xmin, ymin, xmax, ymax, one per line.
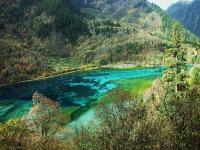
<box><xmin>0</xmin><ymin>67</ymin><xmax>163</xmax><ymax>123</ymax></box>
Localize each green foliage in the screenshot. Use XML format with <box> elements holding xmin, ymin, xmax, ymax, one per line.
<box><xmin>34</xmin><ymin>0</ymin><xmax>90</xmax><ymax>41</ymax></box>
<box><xmin>163</xmin><ymin>23</ymin><xmax>188</xmax><ymax>92</ymax></box>
<box><xmin>189</xmin><ymin>67</ymin><xmax>200</xmax><ymax>85</ymax></box>
<box><xmin>157</xmin><ymin>68</ymin><xmax>200</xmax><ymax>149</ymax></box>
<box><xmin>0</xmin><ymin>0</ymin><xmax>33</xmax><ymax>24</ymax></box>
<box><xmin>157</xmin><ymin>6</ymin><xmax>199</xmax><ymax>44</ymax></box>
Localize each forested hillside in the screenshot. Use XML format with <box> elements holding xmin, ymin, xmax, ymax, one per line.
<box><xmin>0</xmin><ymin>0</ymin><xmax>89</xmax><ymax>83</ymax></box>
<box><xmin>0</xmin><ymin>0</ymin><xmax>199</xmax><ymax>84</ymax></box>
<box><xmin>167</xmin><ymin>0</ymin><xmax>200</xmax><ymax>38</ymax></box>
<box><xmin>0</xmin><ymin>23</ymin><xmax>200</xmax><ymax>150</ymax></box>
<box><xmin>0</xmin><ymin>1</ymin><xmax>200</xmax><ymax>149</ymax></box>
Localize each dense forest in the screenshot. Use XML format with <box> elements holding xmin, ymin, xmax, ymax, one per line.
<box><xmin>0</xmin><ymin>0</ymin><xmax>199</xmax><ymax>84</ymax></box>
<box><xmin>0</xmin><ymin>0</ymin><xmax>200</xmax><ymax>149</ymax></box>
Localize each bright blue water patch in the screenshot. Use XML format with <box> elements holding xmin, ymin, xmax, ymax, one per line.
<box><xmin>0</xmin><ymin>67</ymin><xmax>163</xmax><ymax>122</ymax></box>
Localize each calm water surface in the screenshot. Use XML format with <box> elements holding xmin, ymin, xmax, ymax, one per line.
<box><xmin>0</xmin><ymin>68</ymin><xmax>163</xmax><ymax>122</ymax></box>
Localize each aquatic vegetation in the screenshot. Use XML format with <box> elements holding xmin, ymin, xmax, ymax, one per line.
<box><xmin>0</xmin><ymin>68</ymin><xmax>162</xmax><ymax>122</ymax></box>
<box><xmin>117</xmin><ymin>76</ymin><xmax>158</xmax><ymax>95</ymax></box>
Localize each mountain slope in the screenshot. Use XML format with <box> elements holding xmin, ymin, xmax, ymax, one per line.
<box><xmin>167</xmin><ymin>0</ymin><xmax>200</xmax><ymax>37</ymax></box>
<box><xmin>0</xmin><ymin>0</ymin><xmax>91</xmax><ymax>83</ymax></box>
<box><xmin>72</xmin><ymin>0</ymin><xmax>198</xmax><ymax>63</ymax></box>
<box><xmin>0</xmin><ymin>0</ymin><xmax>199</xmax><ymax>84</ymax></box>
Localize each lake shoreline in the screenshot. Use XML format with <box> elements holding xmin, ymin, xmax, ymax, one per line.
<box><xmin>0</xmin><ymin>66</ymin><xmax>99</xmax><ymax>88</ymax></box>
<box><xmin>0</xmin><ymin>64</ymin><xmax>162</xmax><ymax>88</ymax></box>
<box><xmin>0</xmin><ymin>66</ymin><xmax>163</xmax><ymax>124</ymax></box>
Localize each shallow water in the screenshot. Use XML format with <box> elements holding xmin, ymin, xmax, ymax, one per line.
<box><xmin>0</xmin><ymin>67</ymin><xmax>163</xmax><ymax>122</ymax></box>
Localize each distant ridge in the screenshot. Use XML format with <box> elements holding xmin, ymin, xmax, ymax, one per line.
<box><xmin>167</xmin><ymin>0</ymin><xmax>200</xmax><ymax>37</ymax></box>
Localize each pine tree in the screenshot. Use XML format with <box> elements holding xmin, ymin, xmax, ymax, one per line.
<box><xmin>163</xmin><ymin>23</ymin><xmax>187</xmax><ymax>93</ymax></box>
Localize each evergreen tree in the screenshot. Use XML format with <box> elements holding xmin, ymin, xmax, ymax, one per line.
<box><xmin>163</xmin><ymin>22</ymin><xmax>187</xmax><ymax>93</ymax></box>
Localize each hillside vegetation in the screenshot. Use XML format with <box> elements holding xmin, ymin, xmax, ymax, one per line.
<box><xmin>0</xmin><ymin>1</ymin><xmax>200</xmax><ymax>149</ymax></box>
<box><xmin>0</xmin><ymin>23</ymin><xmax>200</xmax><ymax>149</ymax></box>
<box><xmin>0</xmin><ymin>0</ymin><xmax>199</xmax><ymax>84</ymax></box>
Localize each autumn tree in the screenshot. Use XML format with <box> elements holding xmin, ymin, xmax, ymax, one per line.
<box><xmin>0</xmin><ymin>92</ymin><xmax>68</xmax><ymax>149</ymax></box>
<box><xmin>0</xmin><ymin>119</ymin><xmax>31</xmax><ymax>149</ymax></box>
<box><xmin>26</xmin><ymin>92</ymin><xmax>68</xmax><ymax>148</ymax></box>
